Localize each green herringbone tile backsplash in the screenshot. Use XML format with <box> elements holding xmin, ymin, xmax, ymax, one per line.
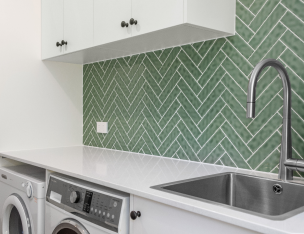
<box><xmin>83</xmin><ymin>0</ymin><xmax>304</xmax><ymax>174</ymax></box>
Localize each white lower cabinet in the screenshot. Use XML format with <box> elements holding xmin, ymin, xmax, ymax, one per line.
<box><xmin>130</xmin><ymin>195</ymin><xmax>260</xmax><ymax>234</ymax></box>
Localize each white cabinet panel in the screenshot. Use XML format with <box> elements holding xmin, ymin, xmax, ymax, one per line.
<box><xmin>131</xmin><ymin>195</ymin><xmax>260</xmax><ymax>234</ymax></box>
<box><xmin>42</xmin><ymin>0</ymin><xmax>64</xmax><ymax>59</ymax></box>
<box><xmin>94</xmin><ymin>0</ymin><xmax>132</xmax><ymax>46</ymax></box>
<box><xmin>131</xmin><ymin>0</ymin><xmax>184</xmax><ymax>36</ymax></box>
<box><xmin>64</xmin><ymin>0</ymin><xmax>94</xmax><ymax>53</ymax></box>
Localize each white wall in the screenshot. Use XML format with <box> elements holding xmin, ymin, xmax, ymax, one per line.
<box><xmin>0</xmin><ymin>0</ymin><xmax>83</xmax><ymax>152</ymax></box>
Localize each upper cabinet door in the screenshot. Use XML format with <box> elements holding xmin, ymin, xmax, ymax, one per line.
<box><xmin>94</xmin><ymin>0</ymin><xmax>132</xmax><ymax>46</ymax></box>
<box><xmin>63</xmin><ymin>0</ymin><xmax>94</xmax><ymax>53</ymax></box>
<box><xmin>42</xmin><ymin>0</ymin><xmax>64</xmax><ymax>59</ymax></box>
<box><xmin>131</xmin><ymin>0</ymin><xmax>184</xmax><ymax>36</ymax></box>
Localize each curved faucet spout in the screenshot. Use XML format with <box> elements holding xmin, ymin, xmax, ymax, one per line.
<box><xmin>246</xmin><ymin>59</ymin><xmax>292</xmax><ymax>181</ymax></box>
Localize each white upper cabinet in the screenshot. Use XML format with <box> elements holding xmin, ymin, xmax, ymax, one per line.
<box><xmin>42</xmin><ymin>0</ymin><xmax>236</xmax><ymax>64</ymax></box>
<box><xmin>94</xmin><ymin>0</ymin><xmax>132</xmax><ymax>45</ymax></box>
<box><xmin>64</xmin><ymin>0</ymin><xmax>94</xmax><ymax>53</ymax></box>
<box><xmin>41</xmin><ymin>0</ymin><xmax>64</xmax><ymax>59</ymax></box>
<box><xmin>131</xmin><ymin>0</ymin><xmax>184</xmax><ymax>36</ymax></box>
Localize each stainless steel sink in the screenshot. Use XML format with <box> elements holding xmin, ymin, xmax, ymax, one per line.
<box><xmin>151</xmin><ymin>173</ymin><xmax>304</xmax><ymax>220</ymax></box>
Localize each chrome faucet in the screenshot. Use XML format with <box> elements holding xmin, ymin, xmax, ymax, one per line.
<box><xmin>246</xmin><ymin>59</ymin><xmax>304</xmax><ymax>181</ymax></box>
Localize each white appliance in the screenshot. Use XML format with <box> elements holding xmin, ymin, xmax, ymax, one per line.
<box><xmin>0</xmin><ymin>165</ymin><xmax>45</xmax><ymax>234</ymax></box>
<box><xmin>45</xmin><ymin>173</ymin><xmax>130</xmax><ymax>234</ymax></box>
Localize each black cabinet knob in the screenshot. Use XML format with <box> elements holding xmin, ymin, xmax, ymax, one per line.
<box><xmin>56</xmin><ymin>42</ymin><xmax>62</xmax><ymax>47</ymax></box>
<box><xmin>130</xmin><ymin>18</ymin><xmax>138</xmax><ymax>25</ymax></box>
<box><xmin>121</xmin><ymin>21</ymin><xmax>129</xmax><ymax>28</ymax></box>
<box><xmin>61</xmin><ymin>40</ymin><xmax>68</xmax><ymax>45</ymax></box>
<box><xmin>130</xmin><ymin>211</ymin><xmax>141</xmax><ymax>220</ymax></box>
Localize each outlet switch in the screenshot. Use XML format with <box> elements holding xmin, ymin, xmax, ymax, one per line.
<box><xmin>97</xmin><ymin>122</ymin><xmax>108</xmax><ymax>133</ymax></box>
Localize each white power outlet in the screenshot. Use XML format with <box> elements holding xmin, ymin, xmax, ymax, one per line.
<box><xmin>97</xmin><ymin>122</ymin><xmax>108</xmax><ymax>133</ymax></box>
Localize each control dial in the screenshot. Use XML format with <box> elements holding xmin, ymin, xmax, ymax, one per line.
<box><xmin>26</xmin><ymin>182</ymin><xmax>33</xmax><ymax>199</ymax></box>
<box><xmin>70</xmin><ymin>191</ymin><xmax>80</xmax><ymax>203</ymax></box>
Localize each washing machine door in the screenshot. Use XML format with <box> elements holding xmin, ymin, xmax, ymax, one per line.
<box><xmin>2</xmin><ymin>193</ymin><xmax>32</xmax><ymax>234</ymax></box>
<box><xmin>52</xmin><ymin>219</ymin><xmax>89</xmax><ymax>234</ymax></box>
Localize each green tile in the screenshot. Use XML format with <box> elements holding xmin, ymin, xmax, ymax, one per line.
<box><xmin>248</xmin><ymin>95</ymin><xmax>283</xmax><ymax>135</ymax></box>
<box><xmin>281</xmin><ymin>30</ymin><xmax>304</xmax><ymax>61</ymax></box>
<box><xmin>178</xmin><ymin>64</ymin><xmax>201</xmax><ymax>95</ymax></box>
<box><xmin>222</xmin><ymin>42</ymin><xmax>253</xmax><ymax>75</ymax></box>
<box><xmin>236</xmin><ymin>1</ymin><xmax>255</xmax><ymax>25</ymax></box>
<box><xmin>248</xmin><ymin>113</ymin><xmax>282</xmax><ymax>152</ymax></box>
<box><xmin>177</xmin><ymin>121</ymin><xmax>201</xmax><ymax>153</ymax></box>
<box><xmin>204</xmin><ymin>145</ymin><xmax>225</xmax><ymax>164</ymax></box>
<box><xmin>281</xmin><ymin>0</ymin><xmax>304</xmax><ymax>22</ymax></box>
<box><xmin>159</xmin><ymin>127</ymin><xmax>180</xmax><ymax>155</ymax></box>
<box><xmin>250</xmin><ymin>0</ymin><xmax>267</xmax><ymax>14</ymax></box>
<box><xmin>281</xmin><ymin>49</ymin><xmax>304</xmax><ymax>79</ymax></box>
<box><xmin>159</xmin><ymin>86</ymin><xmax>180</xmax><ymax>116</ymax></box>
<box><xmin>236</xmin><ymin>17</ymin><xmax>254</xmax><ymax>42</ymax></box>
<box><xmin>198</xmin><ymin>98</ymin><xmax>225</xmax><ymax>132</ymax></box>
<box><xmin>250</xmin><ymin>0</ymin><xmax>280</xmax><ymax>32</ymax></box>
<box><xmin>249</xmin><ymin>23</ymin><xmax>286</xmax><ymax>65</ymax></box>
<box><xmin>198</xmin><ymin>67</ymin><xmax>225</xmax><ymax>103</ymax></box>
<box><xmin>249</xmin><ymin>4</ymin><xmax>286</xmax><ymax>49</ymax></box>
<box><xmin>159</xmin><ymin>72</ymin><xmax>181</xmax><ymax>102</ymax></box>
<box><xmin>182</xmin><ymin>44</ymin><xmax>202</xmax><ymax>65</ymax></box>
<box><xmin>198</xmin><ymin>130</ymin><xmax>225</xmax><ymax>161</ymax></box>
<box><xmin>281</xmin><ymin>12</ymin><xmax>304</xmax><ymax>41</ymax></box>
<box><xmin>198</xmin><ymin>83</ymin><xmax>225</xmax><ymax>116</ymax></box>
<box><xmin>221</xmin><ymin>138</ymin><xmax>251</xmax><ymax>169</ymax></box>
<box><xmin>198</xmin><ymin>39</ymin><xmax>226</xmax><ymax>73</ymax></box>
<box><xmin>256</xmin><ymin>148</ymin><xmax>280</xmax><ymax>172</ymax></box>
<box><xmin>221</xmin><ymin>73</ymin><xmax>247</xmax><ymax>109</ymax></box>
<box><xmin>221</xmin><ymin>122</ymin><xmax>252</xmax><ymax>159</ymax></box>
<box><xmin>164</xmin><ymin>141</ymin><xmax>180</xmax><ymax>158</ymax></box>
<box><xmin>240</xmin><ymin>0</ymin><xmax>254</xmax><ymax>8</ymax></box>
<box><xmin>221</xmin><ymin>106</ymin><xmax>252</xmax><ymax>142</ymax></box>
<box><xmin>178</xmin><ymin>93</ymin><xmax>201</xmax><ymax>124</ymax></box>
<box><xmin>178</xmin><ymin>107</ymin><xmax>201</xmax><ymax>138</ymax></box>
<box><xmin>177</xmin><ymin>79</ymin><xmax>201</xmax><ymax>109</ymax></box>
<box><xmin>177</xmin><ymin>135</ymin><xmax>200</xmax><ymax>162</ymax></box>
<box><xmin>198</xmin><ymin>51</ymin><xmax>226</xmax><ymax>87</ymax></box>
<box><xmin>248</xmin><ymin>132</ymin><xmax>281</xmax><ymax>169</ymax></box>
<box><xmin>220</xmin><ymin>154</ymin><xmax>237</xmax><ymax>168</ymax></box>
<box><xmin>159</xmin><ymin>114</ymin><xmax>180</xmax><ymax>141</ymax></box>
<box><xmin>198</xmin><ymin>114</ymin><xmax>225</xmax><ymax>147</ymax></box>
<box><xmin>159</xmin><ymin>47</ymin><xmax>181</xmax><ymax>76</ymax></box>
<box><xmin>227</xmin><ymin>34</ymin><xmax>254</xmax><ymax>58</ymax></box>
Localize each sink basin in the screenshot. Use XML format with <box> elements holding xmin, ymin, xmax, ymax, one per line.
<box><xmin>151</xmin><ymin>173</ymin><xmax>304</xmax><ymax>220</ymax></box>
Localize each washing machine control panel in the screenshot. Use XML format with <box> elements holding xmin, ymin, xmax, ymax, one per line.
<box><xmin>47</xmin><ymin>175</ymin><xmax>128</xmax><ymax>233</ymax></box>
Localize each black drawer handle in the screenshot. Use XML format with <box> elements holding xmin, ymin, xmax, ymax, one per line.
<box><xmin>56</xmin><ymin>42</ymin><xmax>62</xmax><ymax>47</ymax></box>
<box><xmin>130</xmin><ymin>18</ymin><xmax>138</xmax><ymax>25</ymax></box>
<box><xmin>61</xmin><ymin>40</ymin><xmax>68</xmax><ymax>45</ymax></box>
<box><xmin>121</xmin><ymin>21</ymin><xmax>129</xmax><ymax>28</ymax></box>
<box><xmin>130</xmin><ymin>211</ymin><xmax>141</xmax><ymax>220</ymax></box>
<box><xmin>1</xmin><ymin>174</ymin><xmax>7</xmax><ymax>179</ymax></box>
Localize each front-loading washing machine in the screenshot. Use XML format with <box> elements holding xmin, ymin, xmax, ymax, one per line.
<box><xmin>45</xmin><ymin>173</ymin><xmax>130</xmax><ymax>234</ymax></box>
<box><xmin>0</xmin><ymin>165</ymin><xmax>45</xmax><ymax>234</ymax></box>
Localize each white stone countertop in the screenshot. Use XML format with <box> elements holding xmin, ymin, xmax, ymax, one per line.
<box><xmin>1</xmin><ymin>146</ymin><xmax>303</xmax><ymax>234</ymax></box>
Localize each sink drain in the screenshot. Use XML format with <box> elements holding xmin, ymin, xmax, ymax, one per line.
<box><xmin>273</xmin><ymin>184</ymin><xmax>283</xmax><ymax>194</ymax></box>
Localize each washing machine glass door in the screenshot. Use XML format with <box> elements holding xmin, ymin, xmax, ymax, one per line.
<box><xmin>52</xmin><ymin>219</ymin><xmax>89</xmax><ymax>234</ymax></box>
<box><xmin>2</xmin><ymin>194</ymin><xmax>31</xmax><ymax>234</ymax></box>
